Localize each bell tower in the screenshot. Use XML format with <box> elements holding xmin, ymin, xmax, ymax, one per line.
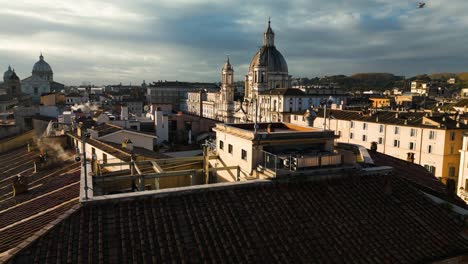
<box><xmin>219</xmin><ymin>56</ymin><xmax>235</xmax><ymax>122</ymax></box>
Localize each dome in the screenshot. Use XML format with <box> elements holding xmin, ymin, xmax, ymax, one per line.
<box><xmin>32</xmin><ymin>54</ymin><xmax>53</xmax><ymax>74</ymax></box>
<box><xmin>3</xmin><ymin>66</ymin><xmax>13</xmax><ymax>82</ymax></box>
<box><xmin>248</xmin><ymin>20</ymin><xmax>288</xmax><ymax>74</ymax></box>
<box><xmin>249</xmin><ymin>46</ymin><xmax>288</xmax><ymax>73</ymax></box>
<box><xmin>9</xmin><ymin>70</ymin><xmax>19</xmax><ymax>81</ymax></box>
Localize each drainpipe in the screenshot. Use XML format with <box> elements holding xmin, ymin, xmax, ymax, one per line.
<box><xmin>323</xmin><ymin>105</ymin><xmax>326</xmax><ymax>131</ymax></box>
<box><xmin>418</xmin><ymin>128</ymin><xmax>424</xmax><ymax>165</ymax></box>
<box><xmin>383</xmin><ymin>124</ymin><xmax>387</xmax><ymax>154</ymax></box>
<box><xmin>81</xmin><ymin>138</ymin><xmax>88</xmax><ymax>200</ymax></box>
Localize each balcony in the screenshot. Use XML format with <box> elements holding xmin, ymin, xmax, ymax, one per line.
<box><xmin>258</xmin><ymin>150</ymin><xmax>347</xmax><ymax>179</ymax></box>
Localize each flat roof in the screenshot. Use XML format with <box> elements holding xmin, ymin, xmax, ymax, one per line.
<box><xmin>225</xmin><ymin>122</ymin><xmax>320</xmax><ymax>133</ymax></box>
<box><xmin>215</xmin><ymin>122</ymin><xmax>336</xmax><ymax>142</ymax></box>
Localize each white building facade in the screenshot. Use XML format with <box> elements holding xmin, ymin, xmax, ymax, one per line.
<box><xmin>290</xmin><ymin>109</ymin><xmax>467</xmax><ymax>186</ymax></box>
<box><xmin>21</xmin><ymin>54</ymin><xmax>64</xmax><ymax>103</ymax></box>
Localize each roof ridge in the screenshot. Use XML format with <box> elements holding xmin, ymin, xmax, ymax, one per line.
<box><xmin>83</xmin><ymin>179</ymin><xmax>271</xmax><ymax>204</ymax></box>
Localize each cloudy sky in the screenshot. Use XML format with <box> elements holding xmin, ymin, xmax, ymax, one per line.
<box><xmin>1</xmin><ymin>0</ymin><xmax>467</xmax><ymax>85</ymax></box>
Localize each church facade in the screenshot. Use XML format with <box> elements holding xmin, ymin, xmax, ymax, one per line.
<box><xmin>1</xmin><ymin>66</ymin><xmax>21</xmax><ymax>97</ymax></box>
<box><xmin>21</xmin><ymin>54</ymin><xmax>64</xmax><ymax>104</ymax></box>
<box><xmin>183</xmin><ymin>20</ymin><xmax>316</xmax><ymax>123</ymax></box>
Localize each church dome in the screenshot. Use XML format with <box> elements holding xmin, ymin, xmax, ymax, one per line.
<box><xmin>3</xmin><ymin>66</ymin><xmax>13</xmax><ymax>82</ymax></box>
<box><xmin>32</xmin><ymin>53</ymin><xmax>53</xmax><ymax>74</ymax></box>
<box><xmin>248</xmin><ymin>20</ymin><xmax>288</xmax><ymax>74</ymax></box>
<box><xmin>249</xmin><ymin>46</ymin><xmax>288</xmax><ymax>73</ymax></box>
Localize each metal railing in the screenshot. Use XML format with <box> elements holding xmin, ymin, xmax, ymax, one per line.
<box><xmin>259</xmin><ymin>150</ymin><xmax>344</xmax><ymax>176</ymax></box>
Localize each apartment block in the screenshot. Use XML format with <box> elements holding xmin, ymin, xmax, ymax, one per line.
<box><xmin>290</xmin><ymin>109</ymin><xmax>468</xmax><ymax>185</ymax></box>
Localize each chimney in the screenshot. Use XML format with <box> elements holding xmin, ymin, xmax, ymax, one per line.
<box><xmin>77</xmin><ymin>123</ymin><xmax>83</xmax><ymax>137</ymax></box>
<box><xmin>12</xmin><ymin>175</ymin><xmax>28</xmax><ymax>196</ymax></box>
<box><xmin>122</xmin><ymin>138</ymin><xmax>133</xmax><ymax>151</ymax></box>
<box><xmin>267</xmin><ymin>123</ymin><xmax>274</xmax><ymax>133</ymax></box>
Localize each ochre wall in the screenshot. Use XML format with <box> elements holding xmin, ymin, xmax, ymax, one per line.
<box><xmin>0</xmin><ymin>130</ymin><xmax>35</xmax><ymax>153</ymax></box>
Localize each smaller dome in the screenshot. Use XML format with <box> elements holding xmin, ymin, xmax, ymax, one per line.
<box><xmin>3</xmin><ymin>66</ymin><xmax>13</xmax><ymax>82</ymax></box>
<box><xmin>32</xmin><ymin>53</ymin><xmax>53</xmax><ymax>74</ymax></box>
<box><xmin>9</xmin><ymin>70</ymin><xmax>19</xmax><ymax>81</ymax></box>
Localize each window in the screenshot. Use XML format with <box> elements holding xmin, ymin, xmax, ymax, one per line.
<box><xmin>102</xmin><ymin>153</ymin><xmax>108</xmax><ymax>164</ymax></box>
<box><xmin>34</xmin><ymin>87</ymin><xmax>38</xmax><ymax>95</ymax></box>
<box><xmin>362</xmin><ymin>135</ymin><xmax>367</xmax><ymax>142</ymax></box>
<box><xmin>241</xmin><ymin>149</ymin><xmax>247</xmax><ymax>160</ymax></box>
<box><xmin>410</xmin><ymin>128</ymin><xmax>417</xmax><ymax>137</ymax></box>
<box><xmin>449</xmin><ymin>166</ymin><xmax>456</xmax><ymax>177</ymax></box>
<box><xmin>228</xmin><ymin>144</ymin><xmax>233</xmax><ymax>154</ymax></box>
<box><xmin>424</xmin><ymin>165</ymin><xmax>436</xmax><ymax>175</ymax></box>
<box><xmin>394</xmin><ymin>126</ymin><xmax>399</xmax><ymax>135</ymax></box>
<box><xmin>450</xmin><ymin>145</ymin><xmax>454</xmax><ymax>155</ymax></box>
<box><xmin>379</xmin><ymin>125</ymin><xmax>384</xmax><ymax>133</ymax></box>
<box><xmin>219</xmin><ymin>140</ymin><xmax>224</xmax><ymax>150</ymax></box>
<box><xmin>409</xmin><ymin>142</ymin><xmax>415</xmax><ymax>150</ymax></box>
<box><xmin>363</xmin><ymin>123</ymin><xmax>367</xmax><ymax>130</ymax></box>
<box><xmin>393</xmin><ymin>140</ymin><xmax>400</xmax><ymax>148</ymax></box>
<box><xmin>350</xmin><ymin>121</ymin><xmax>354</xmax><ymax>128</ymax></box>
<box><xmin>428</xmin><ymin>145</ymin><xmax>432</xmax><ymax>153</ymax></box>
<box><xmin>378</xmin><ymin>137</ymin><xmax>383</xmax><ymax>144</ymax></box>
<box><xmin>294</xmin><ymin>115</ymin><xmax>298</xmax><ymax>121</ymax></box>
<box><xmin>429</xmin><ymin>130</ymin><xmax>436</xmax><ymax>140</ymax></box>
<box><xmin>450</xmin><ymin>131</ymin><xmax>456</xmax><ymax>141</ymax></box>
<box><xmin>350</xmin><ymin>132</ymin><xmax>354</xmax><ymax>139</ymax></box>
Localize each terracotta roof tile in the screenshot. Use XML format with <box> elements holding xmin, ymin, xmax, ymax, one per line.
<box><xmin>8</xmin><ymin>174</ymin><xmax>468</xmax><ymax>263</ymax></box>
<box><xmin>0</xmin><ymin>147</ymin><xmax>81</xmax><ymax>255</ymax></box>
<box><xmin>259</xmin><ymin>88</ymin><xmax>306</xmax><ymax>96</ymax></box>
<box><xmin>369</xmin><ymin>150</ymin><xmax>467</xmax><ymax>208</ymax></box>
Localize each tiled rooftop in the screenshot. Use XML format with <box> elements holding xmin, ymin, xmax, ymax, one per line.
<box><xmin>91</xmin><ymin>123</ymin><xmax>122</xmax><ymax>137</ymax></box>
<box><xmin>0</xmin><ymin>147</ymin><xmax>81</xmax><ymax>256</ymax></box>
<box><xmin>259</xmin><ymin>88</ymin><xmax>306</xmax><ymax>96</ymax></box>
<box><xmin>369</xmin><ymin>150</ymin><xmax>467</xmax><ymax>208</ymax></box>
<box><xmin>6</xmin><ymin>174</ymin><xmax>468</xmax><ymax>263</ymax></box>
<box><xmin>296</xmin><ymin>108</ymin><xmax>468</xmax><ymax>129</ymax></box>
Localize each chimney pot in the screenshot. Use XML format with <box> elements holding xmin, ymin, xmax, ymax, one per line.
<box><xmin>12</xmin><ymin>175</ymin><xmax>28</xmax><ymax>196</ymax></box>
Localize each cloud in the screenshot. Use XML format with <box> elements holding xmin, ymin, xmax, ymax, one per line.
<box><xmin>0</xmin><ymin>0</ymin><xmax>467</xmax><ymax>85</ymax></box>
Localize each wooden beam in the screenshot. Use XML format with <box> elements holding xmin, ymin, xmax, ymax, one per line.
<box><xmin>93</xmin><ymin>166</ymin><xmax>239</xmax><ymax>183</ymax></box>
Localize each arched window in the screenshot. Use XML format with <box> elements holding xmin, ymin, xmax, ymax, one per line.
<box><xmin>273</xmin><ymin>100</ymin><xmax>277</xmax><ymax>111</ymax></box>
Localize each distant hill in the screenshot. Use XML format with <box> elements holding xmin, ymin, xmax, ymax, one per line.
<box><xmin>298</xmin><ymin>72</ymin><xmax>468</xmax><ymax>91</ymax></box>
<box><xmin>412</xmin><ymin>72</ymin><xmax>468</xmax><ymax>89</ymax></box>
<box><xmin>299</xmin><ymin>73</ymin><xmax>405</xmax><ymax>91</ymax></box>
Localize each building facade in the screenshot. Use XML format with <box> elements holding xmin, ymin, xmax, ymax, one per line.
<box><xmin>1</xmin><ymin>66</ymin><xmax>21</xmax><ymax>97</ymax></box>
<box><xmin>290</xmin><ymin>109</ymin><xmax>468</xmax><ymax>186</ymax></box>
<box><xmin>183</xmin><ymin>20</ymin><xmax>344</xmax><ymax>123</ymax></box>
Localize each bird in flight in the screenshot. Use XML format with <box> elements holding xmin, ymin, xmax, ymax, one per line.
<box><xmin>418</xmin><ymin>2</ymin><xmax>426</xmax><ymax>8</ymax></box>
